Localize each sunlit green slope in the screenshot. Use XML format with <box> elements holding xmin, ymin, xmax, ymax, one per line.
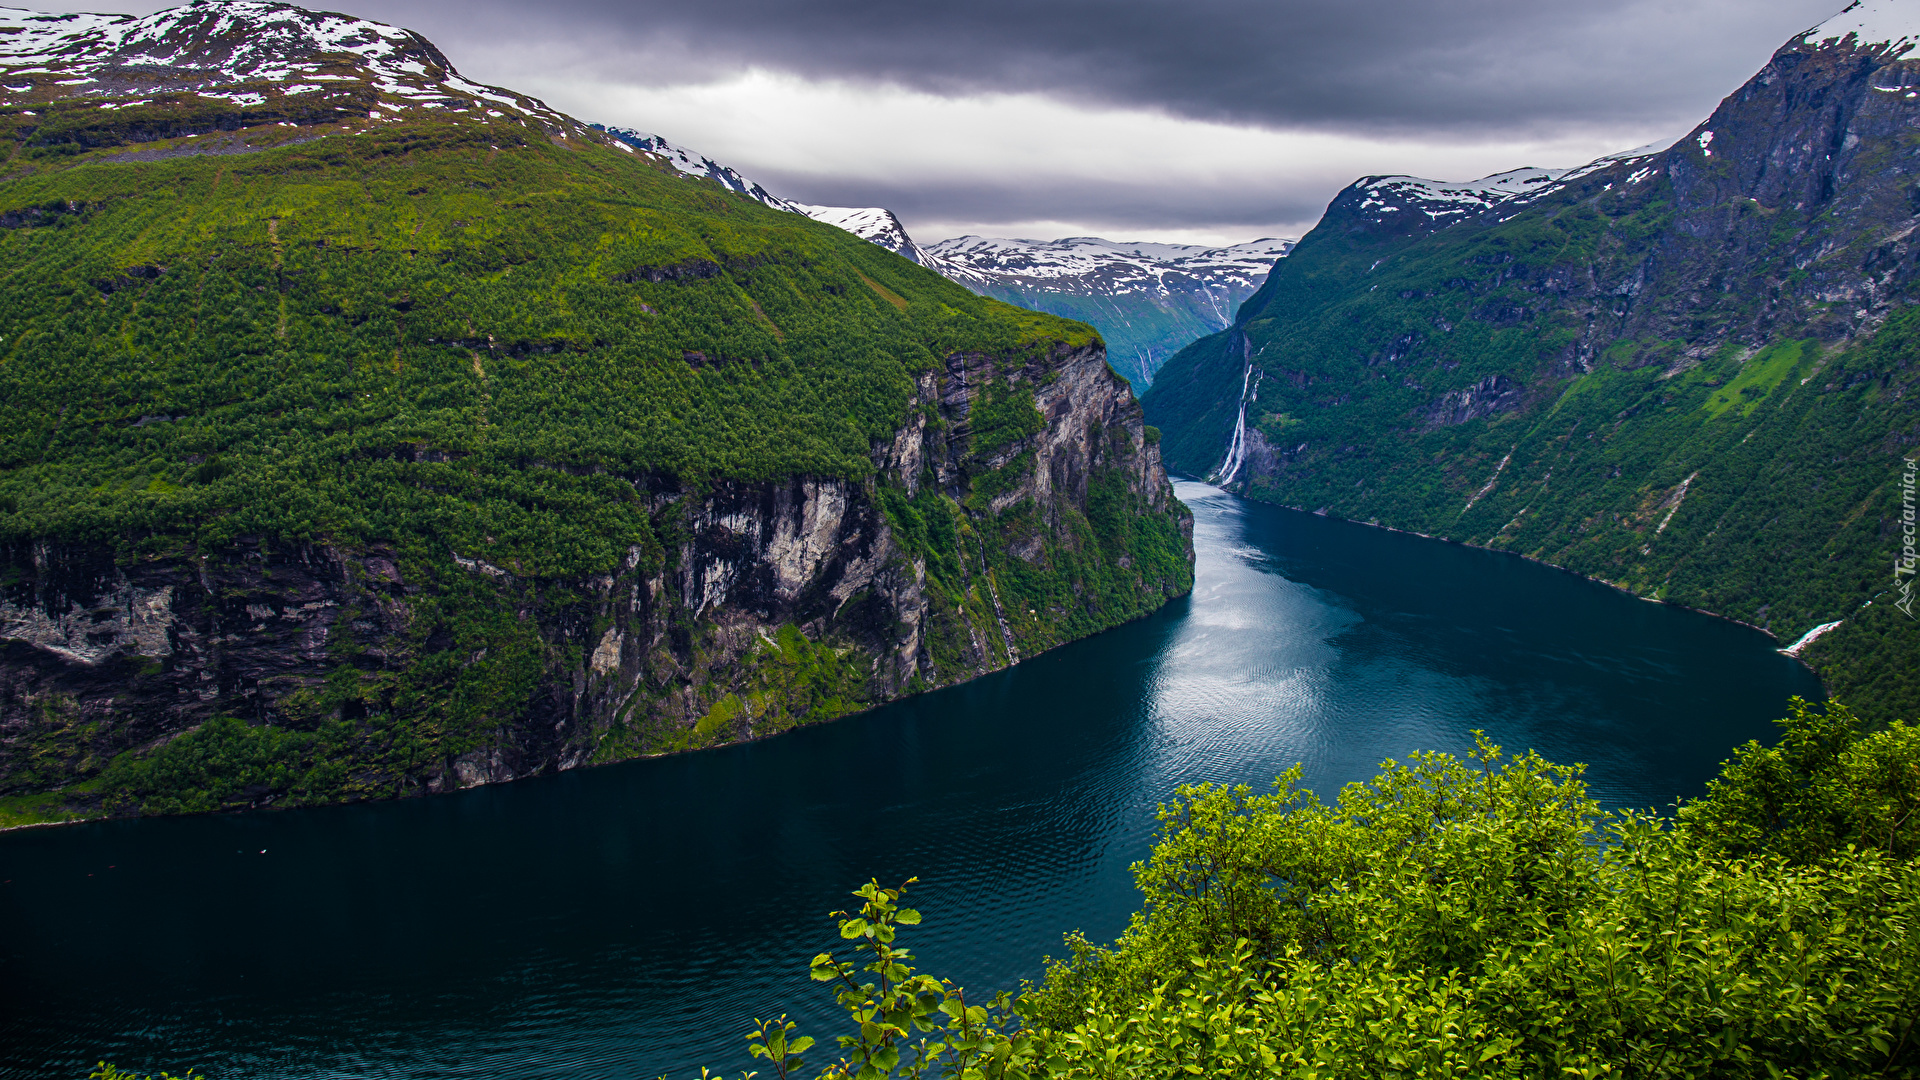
<box><xmin>0</xmin><ymin>119</ymin><xmax>1082</xmax><ymax>570</ymax></box>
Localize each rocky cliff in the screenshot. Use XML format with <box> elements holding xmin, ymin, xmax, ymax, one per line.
<box><xmin>2</xmin><ymin>339</ymin><xmax>1188</xmax><ymax>819</ymax></box>
<box><xmin>0</xmin><ymin>1</ymin><xmax>1192</xmax><ymax>824</ymax></box>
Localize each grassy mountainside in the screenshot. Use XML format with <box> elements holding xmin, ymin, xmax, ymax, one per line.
<box><xmin>0</xmin><ymin>4</ymin><xmax>1194</xmax><ymax>824</ymax></box>
<box><xmin>1145</xmin><ymin>26</ymin><xmax>1920</xmax><ymax>723</ymax></box>
<box><xmin>0</xmin><ymin>120</ymin><xmax>1076</xmax><ymax>565</ymax></box>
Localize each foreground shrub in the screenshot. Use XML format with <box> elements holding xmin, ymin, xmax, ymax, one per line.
<box><xmin>739</xmin><ymin>700</ymin><xmax>1918</xmax><ymax>1079</ymax></box>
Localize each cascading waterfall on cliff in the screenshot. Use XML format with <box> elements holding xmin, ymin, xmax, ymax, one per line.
<box><xmin>1209</xmin><ymin>350</ymin><xmax>1260</xmax><ymax>486</ymax></box>
<box><xmin>978</xmin><ymin>547</ymin><xmax>1020</xmax><ymax>664</ymax></box>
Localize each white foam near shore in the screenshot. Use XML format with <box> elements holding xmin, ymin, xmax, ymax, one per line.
<box><xmin>1780</xmin><ymin>620</ymin><xmax>1844</xmax><ymax>657</ymax></box>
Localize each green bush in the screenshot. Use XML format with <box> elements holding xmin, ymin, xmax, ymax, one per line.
<box><xmin>98</xmin><ymin>716</ymin><xmax>314</xmax><ymax>816</ymax></box>
<box><xmin>730</xmin><ymin>701</ymin><xmax>1919</xmax><ymax>1079</ymax></box>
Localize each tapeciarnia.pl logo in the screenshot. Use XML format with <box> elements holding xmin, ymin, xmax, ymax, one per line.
<box><xmin>1899</xmin><ymin>456</ymin><xmax>1917</xmax><ymax>619</ymax></box>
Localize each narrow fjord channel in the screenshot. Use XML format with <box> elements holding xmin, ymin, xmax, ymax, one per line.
<box><xmin>1</xmin><ymin>482</ymin><xmax>1820</xmax><ymax>1080</ymax></box>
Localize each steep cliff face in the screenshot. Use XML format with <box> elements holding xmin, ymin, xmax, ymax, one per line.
<box><xmin>1144</xmin><ymin>8</ymin><xmax>1920</xmax><ymax>722</ymax></box>
<box><xmin>0</xmin><ymin>1</ymin><xmax>1193</xmax><ymax>823</ymax></box>
<box><xmin>1</xmin><ymin>340</ymin><xmax>1189</xmax><ymax>819</ymax></box>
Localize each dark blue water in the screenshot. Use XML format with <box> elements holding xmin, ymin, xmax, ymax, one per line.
<box><xmin>0</xmin><ymin>482</ymin><xmax>1819</xmax><ymax>1080</ymax></box>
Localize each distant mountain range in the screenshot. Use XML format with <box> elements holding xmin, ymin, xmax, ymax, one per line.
<box><xmin>914</xmin><ymin>234</ymin><xmax>1295</xmax><ymax>386</ymax></box>
<box><xmin>592</xmin><ymin>125</ymin><xmax>1292</xmax><ymax>385</ymax></box>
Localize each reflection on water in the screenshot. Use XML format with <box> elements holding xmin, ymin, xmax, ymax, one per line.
<box><xmin>0</xmin><ymin>483</ymin><xmax>1819</xmax><ymax>1079</ymax></box>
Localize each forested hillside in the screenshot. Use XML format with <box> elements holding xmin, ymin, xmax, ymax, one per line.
<box><xmin>1145</xmin><ymin>12</ymin><xmax>1920</xmax><ymax>722</ymax></box>
<box><xmin>0</xmin><ymin>3</ymin><xmax>1193</xmax><ymax>825</ymax></box>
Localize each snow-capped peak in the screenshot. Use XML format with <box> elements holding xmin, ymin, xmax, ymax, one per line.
<box><xmin>920</xmin><ymin>234</ymin><xmax>1294</xmax><ymax>296</ymax></box>
<box><xmin>0</xmin><ymin>1</ymin><xmax>582</xmax><ymax>132</ymax></box>
<box><xmin>1356</xmin><ymin>167</ymin><xmax>1570</xmax><ymax>221</ymax></box>
<box><xmin>1803</xmin><ymin>0</ymin><xmax>1920</xmax><ymax>53</ymax></box>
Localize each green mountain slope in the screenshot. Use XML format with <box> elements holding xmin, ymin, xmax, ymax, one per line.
<box><xmin>0</xmin><ymin>3</ymin><xmax>1192</xmax><ymax>824</ymax></box>
<box><xmin>0</xmin><ymin>125</ymin><xmax>1071</xmax><ymax>560</ymax></box>
<box><xmin>1145</xmin><ymin>22</ymin><xmax>1920</xmax><ymax>722</ymax></box>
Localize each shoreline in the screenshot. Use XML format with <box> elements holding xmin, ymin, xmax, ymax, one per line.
<box><xmin>0</xmin><ymin>579</ymin><xmax>1199</xmax><ymax>835</ymax></box>
<box><xmin>1177</xmin><ymin>478</ymin><xmax>1810</xmax><ymax>662</ymax></box>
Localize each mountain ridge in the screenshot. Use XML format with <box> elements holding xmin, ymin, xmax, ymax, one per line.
<box><xmin>558</xmin><ymin>124</ymin><xmax>1298</xmax><ymax>386</ymax></box>
<box><xmin>770</xmin><ymin>199</ymin><xmax>1297</xmax><ymax>385</ymax></box>
<box><xmin>1144</xmin><ymin>0</ymin><xmax>1920</xmax><ymax>722</ymax></box>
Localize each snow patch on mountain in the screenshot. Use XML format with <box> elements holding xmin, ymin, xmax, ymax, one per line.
<box><xmin>1804</xmin><ymin>0</ymin><xmax>1920</xmax><ymax>53</ymax></box>
<box><xmin>1597</xmin><ymin>138</ymin><xmax>1679</xmax><ymax>162</ymax></box>
<box><xmin>1358</xmin><ymin>167</ymin><xmax>1571</xmax><ymax>221</ymax></box>
<box><xmin>1352</xmin><ymin>136</ymin><xmax>1684</xmax><ymax>229</ymax></box>
<box><xmin>0</xmin><ymin>8</ymin><xmax>132</xmax><ymax>63</ymax></box>
<box><xmin>921</xmin><ymin>234</ymin><xmax>1294</xmax><ymax>297</ymax></box>
<box><xmin>593</xmin><ymin>126</ymin><xmax>798</xmax><ymax>212</ymax></box>
<box><xmin>0</xmin><ymin>1</ymin><xmax>583</xmax><ymax>132</ymax></box>
<box><xmin>788</xmin><ymin>204</ymin><xmax>926</xmax><ymax>263</ymax></box>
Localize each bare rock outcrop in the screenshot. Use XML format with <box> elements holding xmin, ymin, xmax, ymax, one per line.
<box><xmin>0</xmin><ymin>342</ymin><xmax>1191</xmax><ymax>813</ymax></box>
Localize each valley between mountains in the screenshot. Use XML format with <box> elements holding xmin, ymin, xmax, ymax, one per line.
<box><xmin>3</xmin><ymin>3</ymin><xmax>1919</xmax><ymax>1078</ymax></box>
<box><xmin>1147</xmin><ymin>3</ymin><xmax>1920</xmax><ymax>726</ymax></box>
<box><xmin>0</xmin><ymin>0</ymin><xmax>1912</xmax><ymax>827</ymax></box>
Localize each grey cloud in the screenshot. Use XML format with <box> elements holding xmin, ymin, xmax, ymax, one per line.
<box><xmin>361</xmin><ymin>0</ymin><xmax>1835</xmax><ymax>137</ymax></box>
<box><xmin>746</xmin><ymin>168</ymin><xmax>1337</xmax><ymax>241</ymax></box>
<box><xmin>48</xmin><ymin>0</ymin><xmax>1841</xmax><ymax>240</ymax></box>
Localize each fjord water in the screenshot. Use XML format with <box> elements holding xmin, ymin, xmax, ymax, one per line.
<box><xmin>0</xmin><ymin>482</ymin><xmax>1818</xmax><ymax>1080</ymax></box>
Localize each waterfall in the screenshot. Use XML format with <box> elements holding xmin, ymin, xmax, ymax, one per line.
<box><xmin>979</xmin><ymin>547</ymin><xmax>1019</xmax><ymax>664</ymax></box>
<box><xmin>1208</xmin><ymin>338</ymin><xmax>1259</xmax><ymax>485</ymax></box>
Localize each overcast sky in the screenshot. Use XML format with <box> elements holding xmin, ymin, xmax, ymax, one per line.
<box><xmin>46</xmin><ymin>0</ymin><xmax>1851</xmax><ymax>245</ymax></box>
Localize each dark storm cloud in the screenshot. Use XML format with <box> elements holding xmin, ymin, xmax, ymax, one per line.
<box><xmin>39</xmin><ymin>0</ymin><xmax>1836</xmax><ymax>238</ymax></box>
<box><xmin>370</xmin><ymin>0</ymin><xmax>1833</xmax><ymax>137</ymax></box>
